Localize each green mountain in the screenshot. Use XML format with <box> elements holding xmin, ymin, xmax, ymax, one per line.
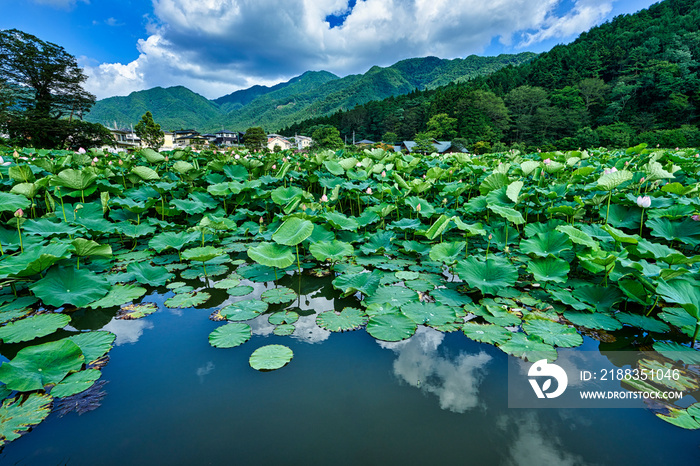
<box><xmin>86</xmin><ymin>53</ymin><xmax>536</xmax><ymax>132</ymax></box>
<box><xmin>284</xmin><ymin>0</ymin><xmax>700</xmax><ymax>150</ymax></box>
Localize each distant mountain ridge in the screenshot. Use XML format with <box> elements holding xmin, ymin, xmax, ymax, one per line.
<box><xmin>86</xmin><ymin>52</ymin><xmax>536</xmax><ymax>132</ymax></box>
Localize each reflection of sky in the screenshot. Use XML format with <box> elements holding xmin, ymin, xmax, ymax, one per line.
<box><xmin>379</xmin><ymin>327</ymin><xmax>492</xmax><ymax>413</ymax></box>
<box><xmin>102</xmin><ymin>318</ymin><xmax>154</xmax><ymax>345</ymax></box>
<box><xmin>196</xmin><ymin>361</ymin><xmax>215</xmax><ymax>383</ymax></box>
<box><xmin>498</xmin><ymin>412</ymin><xmax>587</xmax><ymax>466</ymax></box>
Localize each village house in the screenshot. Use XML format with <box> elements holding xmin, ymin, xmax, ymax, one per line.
<box><xmin>267</xmin><ymin>134</ymin><xmax>293</xmax><ymax>151</ymax></box>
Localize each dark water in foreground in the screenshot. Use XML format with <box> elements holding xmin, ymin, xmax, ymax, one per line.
<box><xmin>2</xmin><ymin>282</ymin><xmax>699</xmax><ymax>465</ymax></box>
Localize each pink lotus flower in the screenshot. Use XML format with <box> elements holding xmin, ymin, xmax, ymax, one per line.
<box><xmin>235</xmin><ymin>154</ymin><xmax>240</xmax><ymax>160</ymax></box>
<box><xmin>93</xmin><ymin>157</ymin><xmax>99</xmax><ymax>163</ymax></box>
<box><xmin>272</xmin><ymin>164</ymin><xmax>276</xmax><ymax>169</ymax></box>
<box><xmin>366</xmin><ymin>187</ymin><xmax>372</xmax><ymax>195</ymax></box>
<box><xmin>691</xmin><ymin>215</ymin><xmax>700</xmax><ymax>221</ymax></box>
<box><xmin>78</xmin><ymin>147</ymin><xmax>86</xmax><ymax>154</ymax></box>
<box><xmin>543</xmin><ymin>158</ymin><xmax>552</xmax><ymax>165</ymax></box>
<box><xmin>381</xmin><ymin>170</ymin><xmax>386</xmax><ymax>178</ymax></box>
<box><xmin>320</xmin><ymin>194</ymin><xmax>328</xmax><ymax>202</ymax></box>
<box><xmin>636</xmin><ymin>196</ymin><xmax>651</xmax><ymax>208</ymax></box>
<box><xmin>356</xmin><ymin>162</ymin><xmax>362</xmax><ymax>167</ymax></box>
<box><xmin>603</xmin><ymin>167</ymin><xmax>618</xmax><ymax>175</ymax></box>
<box><xmin>14</xmin><ymin>208</ymin><xmax>23</xmax><ymax>218</ymax></box>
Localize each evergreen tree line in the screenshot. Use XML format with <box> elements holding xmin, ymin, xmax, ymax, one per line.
<box><xmin>281</xmin><ymin>0</ymin><xmax>700</xmax><ymax>152</ymax></box>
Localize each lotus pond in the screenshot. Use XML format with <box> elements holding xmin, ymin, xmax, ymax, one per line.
<box><xmin>0</xmin><ymin>144</ymin><xmax>699</xmax><ymax>462</ymax></box>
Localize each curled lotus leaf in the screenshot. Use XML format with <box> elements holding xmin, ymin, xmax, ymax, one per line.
<box><xmin>247</xmin><ymin>242</ymin><xmax>294</xmax><ymax>269</ymax></box>
<box><xmin>454</xmin><ymin>256</ymin><xmax>518</xmax><ymax>296</ymax></box>
<box><xmin>272</xmin><ymin>217</ymin><xmax>314</xmax><ymax>246</ymax></box>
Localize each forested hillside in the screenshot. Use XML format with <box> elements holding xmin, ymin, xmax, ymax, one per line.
<box><xmin>283</xmin><ymin>0</ymin><xmax>700</xmax><ymax>151</ymax></box>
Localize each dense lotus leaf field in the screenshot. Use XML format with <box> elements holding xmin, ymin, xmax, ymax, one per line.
<box><xmin>0</xmin><ymin>143</ymin><xmax>699</xmax><ymax>445</ymax></box>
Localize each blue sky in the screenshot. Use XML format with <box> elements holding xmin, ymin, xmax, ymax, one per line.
<box><xmin>1</xmin><ymin>0</ymin><xmax>660</xmax><ymax>100</ymax></box>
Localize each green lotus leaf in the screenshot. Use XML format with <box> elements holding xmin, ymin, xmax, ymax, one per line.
<box><xmin>555</xmin><ymin>225</ymin><xmax>599</xmax><ymax>249</ymax></box>
<box><xmin>261</xmin><ymin>286</ymin><xmax>297</xmax><ymax>304</ymax></box>
<box><xmin>316</xmin><ymin>307</ymin><xmax>368</xmax><ymax>332</ymax></box>
<box><xmin>209</xmin><ymin>322</ymin><xmax>252</xmax><ymax>348</ymax></box>
<box><xmin>0</xmin><ymin>393</ymin><xmax>53</xmax><ymax>446</ymax></box>
<box><xmin>656</xmin><ymin>278</ymin><xmax>700</xmax><ymax>320</ymax></box>
<box><xmin>220</xmin><ymin>299</ymin><xmax>268</xmax><ymax>321</ymax></box>
<box><xmin>653</xmin><ymin>341</ymin><xmax>700</xmax><ymax>365</ymax></box>
<box><xmin>120</xmin><ymin>223</ymin><xmax>156</xmax><ymax>238</ymax></box>
<box><xmin>656</xmin><ymin>407</ymin><xmax>700</xmax><ymax>430</ymax></box>
<box><xmin>181</xmin><ymin>264</ymin><xmax>228</xmax><ymax>279</ymax></box>
<box><xmin>616</xmin><ymin>313</ymin><xmax>670</xmax><ymax>333</ymax></box>
<box><xmin>429</xmin><ymin>242</ymin><xmax>465</xmax><ymax>264</ymax></box>
<box><xmin>520</xmin><ymin>231</ymin><xmax>572</xmax><ymax>257</ymax></box>
<box><xmin>0</xmin><ymin>192</ymin><xmax>31</xmax><ymax>213</ymax></box>
<box><xmin>522</xmin><ymin>319</ymin><xmax>583</xmax><ymax>347</ymax></box>
<box><xmin>173</xmin><ymin>285</ymin><xmax>195</xmax><ymax>294</ymax></box>
<box><xmin>498</xmin><ymin>333</ymin><xmax>557</xmax><ymax>362</ymax></box>
<box><xmin>172</xmin><ymin>161</ymin><xmax>194</xmax><ymax>174</ymax></box>
<box><xmin>67</xmin><ymin>331</ymin><xmax>116</xmax><ymax>362</ymax></box>
<box><xmin>88</xmin><ymin>284</ymin><xmax>147</xmax><ymax>309</ymax></box>
<box><xmin>126</xmin><ymin>262</ymin><xmax>175</xmax><ymax>287</ymax></box>
<box><xmin>332</xmin><ymin>270</ymin><xmax>381</xmax><ymax>297</ymax></box>
<box><xmin>364</xmin><ymin>286</ymin><xmax>419</xmax><ymax>308</ymax></box>
<box><xmin>273</xmin><ymin>324</ymin><xmax>296</xmax><ymax>336</ymax></box>
<box><xmin>596</xmin><ymin>169</ymin><xmax>633</xmax><ymax>191</ymax></box>
<box><xmin>50</xmin><ymin>369</ymin><xmax>101</xmax><ymax>398</ymax></box>
<box><xmin>268</xmin><ymin>310</ymin><xmax>299</xmax><ymax>325</ymax></box>
<box><xmin>182</xmin><ymin>246</ymin><xmax>224</xmax><ymax>263</ymax></box>
<box><xmin>0</xmin><ymin>313</ymin><xmax>70</xmax><ymax>344</ymax></box>
<box><xmin>564</xmin><ymin>311</ymin><xmax>622</xmax><ymax>331</ymax></box>
<box><xmin>272</xmin><ymin>217</ymin><xmax>314</xmax><ymax>246</ymax></box>
<box><xmin>601</xmin><ymin>225</ymin><xmax>639</xmax><ymax>244</ymax></box>
<box><xmin>238</xmin><ymin>264</ymin><xmax>277</xmax><ymax>282</ymax></box>
<box><xmin>462</xmin><ymin>322</ymin><xmax>513</xmax><ymax>345</ymax></box>
<box><xmin>425</xmin><ymin>215</ymin><xmax>452</xmax><ymax>240</ymax></box>
<box><xmin>396</xmin><ymin>271</ymin><xmax>420</xmax><ymax>281</ymax></box>
<box><xmin>117</xmin><ymin>302</ymin><xmax>158</xmax><ymax>320</ymax></box>
<box><xmin>71</xmin><ymin>238</ymin><xmax>112</xmax><ymax>258</ymax></box>
<box><xmin>571</xmin><ymin>284</ymin><xmax>624</xmax><ymax>313</ymax></box>
<box><xmin>0</xmin><ymin>339</ymin><xmax>84</xmax><ymax>391</ymax></box>
<box><xmin>488</xmin><ymin>204</ymin><xmax>525</xmax><ymax>224</ymax></box>
<box><xmin>130</xmin><ymin>166</ymin><xmax>160</xmax><ymax>181</ymax></box>
<box><xmin>506</xmin><ymin>180</ymin><xmax>524</xmax><ymax>203</ymax></box>
<box><xmin>213</xmin><ymin>277</ymin><xmax>241</xmax><ymax>289</ymax></box>
<box><xmin>22</xmin><ymin>218</ymin><xmax>82</xmax><ymax>237</ymax></box>
<box><xmin>164</xmin><ymin>291</ymin><xmax>210</xmax><ymax>308</ymax></box>
<box><xmin>137</xmin><ymin>148</ymin><xmax>164</xmax><ymax>163</ymax></box>
<box><xmin>247</xmin><ymin>242</ymin><xmax>294</xmax><ymax>269</ymax></box>
<box><xmin>647</xmin><ymin>218</ymin><xmax>700</xmax><ymax>247</ymax></box>
<box><xmin>249</xmin><ymin>344</ymin><xmax>294</xmax><ymax>371</ymax></box>
<box><xmin>309</xmin><ymin>240</ymin><xmax>354</xmax><ymax>263</ymax></box>
<box><xmin>527</xmin><ymin>256</ymin><xmax>570</xmax><ymax>283</ymax></box>
<box><xmin>400</xmin><ymin>302</ymin><xmax>457</xmax><ymax>326</ymax></box>
<box><xmin>227</xmin><ymin>285</ymin><xmax>254</xmax><ymax>297</ymax></box>
<box><xmin>29</xmin><ymin>266</ymin><xmax>109</xmax><ymax>308</ymax></box>
<box><xmin>366</xmin><ymin>312</ymin><xmax>417</xmax><ymax>342</ymax></box>
<box><xmin>454</xmin><ymin>256</ymin><xmax>518</xmax><ymax>296</ymax></box>
<box><xmin>431</xmin><ymin>288</ymin><xmax>472</xmax><ymax>307</ymax></box>
<box><xmin>0</xmin><ymin>242</ymin><xmax>74</xmax><ymax>278</ymax></box>
<box><xmin>53</xmin><ymin>168</ymin><xmax>98</xmax><ymax>190</ymax></box>
<box><xmin>519</xmin><ymin>161</ymin><xmax>539</xmax><ymax>176</ymax></box>
<box><xmin>271</xmin><ymin>186</ymin><xmax>303</xmax><ymax>205</ymax></box>
<box><xmin>170</xmin><ymin>197</ymin><xmax>208</xmax><ymax>214</ymax></box>
<box><xmin>324</xmin><ymin>211</ymin><xmax>360</xmax><ymax>231</ymax></box>
<box><xmin>479</xmin><ymin>172</ymin><xmax>509</xmax><ymax>195</ymax></box>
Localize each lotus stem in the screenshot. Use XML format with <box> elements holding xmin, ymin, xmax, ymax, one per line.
<box><xmin>639</xmin><ymin>208</ymin><xmax>645</xmax><ymax>237</ymax></box>
<box><xmin>0</xmin><ymin>241</ymin><xmax>3</xmax><ymax>255</ymax></box>
<box><xmin>202</xmin><ymin>261</ymin><xmax>208</xmax><ymax>278</ymax></box>
<box><xmin>16</xmin><ymin>218</ymin><xmax>23</xmax><ymax>253</ymax></box>
<box><xmin>604</xmin><ymin>191</ymin><xmax>612</xmax><ymax>224</ymax></box>
<box><xmin>296</xmin><ymin>244</ymin><xmax>301</xmax><ymax>273</ymax></box>
<box><xmin>646</xmin><ymin>296</ymin><xmax>660</xmax><ymax>317</ymax></box>
<box><xmin>692</xmin><ymin>323</ymin><xmax>699</xmax><ymax>348</ymax></box>
<box><xmin>76</xmin><ymin>256</ymin><xmax>80</xmax><ymax>269</ymax></box>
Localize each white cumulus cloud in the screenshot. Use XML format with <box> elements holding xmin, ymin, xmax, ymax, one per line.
<box><xmin>84</xmin><ymin>0</ymin><xmax>620</xmax><ymax>99</ymax></box>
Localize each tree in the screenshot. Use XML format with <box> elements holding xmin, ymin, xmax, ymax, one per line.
<box><xmin>244</xmin><ymin>126</ymin><xmax>267</xmax><ymax>151</ymax></box>
<box><xmin>382</xmin><ymin>131</ymin><xmax>399</xmax><ymax>144</ymax></box>
<box><xmin>0</xmin><ymin>29</ymin><xmax>95</xmax><ymax>120</ymax></box>
<box><xmin>426</xmin><ymin>113</ymin><xmax>457</xmax><ymax>140</ymax></box>
<box><xmin>311</xmin><ymin>125</ymin><xmax>344</xmax><ymax>150</ymax></box>
<box><xmin>412</xmin><ymin>132</ymin><xmax>435</xmax><ymax>153</ymax></box>
<box><xmin>134</xmin><ymin>111</ymin><xmax>164</xmax><ymax>149</ymax></box>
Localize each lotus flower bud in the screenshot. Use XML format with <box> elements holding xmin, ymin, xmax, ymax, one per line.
<box><xmin>356</xmin><ymin>162</ymin><xmax>362</xmax><ymax>167</ymax></box>
<box><xmin>320</xmin><ymin>194</ymin><xmax>328</xmax><ymax>202</ymax></box>
<box><xmin>381</xmin><ymin>170</ymin><xmax>386</xmax><ymax>178</ymax></box>
<box><xmin>488</xmin><ymin>234</ymin><xmax>493</xmax><ymax>240</ymax></box>
<box><xmin>118</xmin><ymin>159</ymin><xmax>123</xmax><ymax>165</ymax></box>
<box><xmin>692</xmin><ymin>214</ymin><xmax>700</xmax><ymax>221</ymax></box>
<box><xmin>416</xmin><ymin>204</ymin><xmax>421</xmax><ymax>212</ymax></box>
<box><xmin>93</xmin><ymin>157</ymin><xmax>99</xmax><ymax>163</ymax></box>
<box><xmin>366</xmin><ymin>187</ymin><xmax>372</xmax><ymax>195</ymax></box>
<box><xmin>636</xmin><ymin>196</ymin><xmax>651</xmax><ymax>208</ymax></box>
<box><xmin>235</xmin><ymin>154</ymin><xmax>240</xmax><ymax>159</ymax></box>
<box><xmin>259</xmin><ymin>217</ymin><xmax>264</xmax><ymax>224</ymax></box>
<box><xmin>14</xmin><ymin>208</ymin><xmax>23</xmax><ymax>218</ymax></box>
<box><xmin>78</xmin><ymin>147</ymin><xmax>86</xmax><ymax>154</ymax></box>
<box><xmin>165</xmin><ymin>156</ymin><xmax>169</xmax><ymax>162</ymax></box>
<box><xmin>640</xmin><ymin>177</ymin><xmax>645</xmax><ymax>183</ymax></box>
<box><xmin>272</xmin><ymin>164</ymin><xmax>276</xmax><ymax>169</ymax></box>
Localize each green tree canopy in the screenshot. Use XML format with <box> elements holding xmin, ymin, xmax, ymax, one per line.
<box><xmin>311</xmin><ymin>125</ymin><xmax>344</xmax><ymax>149</ymax></box>
<box><xmin>244</xmin><ymin>126</ymin><xmax>267</xmax><ymax>151</ymax></box>
<box><xmin>134</xmin><ymin>111</ymin><xmax>164</xmax><ymax>149</ymax></box>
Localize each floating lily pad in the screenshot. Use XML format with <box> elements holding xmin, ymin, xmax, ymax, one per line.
<box><xmin>366</xmin><ymin>312</ymin><xmax>417</xmax><ymax>342</ymax></box>
<box><xmin>522</xmin><ymin>319</ymin><xmax>583</xmax><ymax>348</ymax></box>
<box><xmin>316</xmin><ymin>308</ymin><xmax>368</xmax><ymax>332</ymax></box>
<box><xmin>164</xmin><ymin>292</ymin><xmax>210</xmax><ymax>308</ymax></box>
<box><xmin>227</xmin><ymin>285</ymin><xmax>254</xmax><ymax>297</ymax></box>
<box><xmin>88</xmin><ymin>284</ymin><xmax>147</xmax><ymax>309</ymax></box>
<box><xmin>126</xmin><ymin>262</ymin><xmax>175</xmax><ymax>287</ymax></box>
<box><xmin>29</xmin><ymin>266</ymin><xmax>110</xmax><ymax>308</ymax></box>
<box><xmin>564</xmin><ymin>311</ymin><xmax>622</xmax><ymax>331</ymax></box>
<box><xmin>249</xmin><ymin>344</ymin><xmax>294</xmax><ymax>371</ymax></box>
<box><xmin>498</xmin><ymin>333</ymin><xmax>557</xmax><ymax>362</ymax></box>
<box><xmin>653</xmin><ymin>341</ymin><xmax>700</xmax><ymax>365</ymax></box>
<box><xmin>455</xmin><ymin>256</ymin><xmax>518</xmax><ymax>296</ymax></box>
<box><xmin>0</xmin><ymin>313</ymin><xmax>70</xmax><ymax>344</ymax></box>
<box><xmin>117</xmin><ymin>302</ymin><xmax>158</xmax><ymax>320</ymax></box>
<box><xmin>213</xmin><ymin>278</ymin><xmax>241</xmax><ymax>289</ymax></box>
<box><xmin>261</xmin><ymin>287</ymin><xmax>297</xmax><ymax>304</ymax></box>
<box><xmin>220</xmin><ymin>299</ymin><xmax>268</xmax><ymax>321</ymax></box>
<box><xmin>431</xmin><ymin>288</ymin><xmax>472</xmax><ymax>307</ymax></box>
<box><xmin>462</xmin><ymin>323</ymin><xmax>513</xmax><ymax>345</ymax></box>
<box><xmin>268</xmin><ymin>311</ymin><xmax>299</xmax><ymax>325</ymax></box>
<box><xmin>273</xmin><ymin>324</ymin><xmax>296</xmax><ymax>336</ymax></box>
<box><xmin>0</xmin><ymin>339</ymin><xmax>84</xmax><ymax>391</ymax></box>
<box><xmin>209</xmin><ymin>322</ymin><xmax>252</xmax><ymax>348</ymax></box>
<box><xmin>238</xmin><ymin>264</ymin><xmax>278</xmax><ymax>282</ymax></box>
<box><xmin>172</xmin><ymin>286</ymin><xmax>195</xmax><ymax>294</ymax></box>
<box><xmin>180</xmin><ymin>264</ymin><xmax>229</xmax><ymax>279</ymax></box>
<box><xmin>400</xmin><ymin>302</ymin><xmax>457</xmax><ymax>326</ymax></box>
<box><xmin>50</xmin><ymin>369</ymin><xmax>102</xmax><ymax>398</ymax></box>
<box><xmin>0</xmin><ymin>393</ymin><xmax>53</xmax><ymax>446</ymax></box>
<box><xmin>364</xmin><ymin>286</ymin><xmax>418</xmax><ymax>308</ymax></box>
<box><xmin>616</xmin><ymin>313</ymin><xmax>670</xmax><ymax>333</ymax></box>
<box><xmin>332</xmin><ymin>270</ymin><xmax>381</xmax><ymax>297</ymax></box>
<box><xmin>656</xmin><ymin>407</ymin><xmax>700</xmax><ymax>430</ymax></box>
<box><xmin>67</xmin><ymin>331</ymin><xmax>116</xmax><ymax>362</ymax></box>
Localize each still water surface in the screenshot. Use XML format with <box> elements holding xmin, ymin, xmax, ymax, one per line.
<box><xmin>2</xmin><ymin>277</ymin><xmax>699</xmax><ymax>465</ymax></box>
